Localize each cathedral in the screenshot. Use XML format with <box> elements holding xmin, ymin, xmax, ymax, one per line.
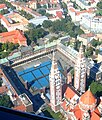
<box><xmin>49</xmin><ymin>44</ymin><xmax>102</xmax><ymax>120</ymax></box>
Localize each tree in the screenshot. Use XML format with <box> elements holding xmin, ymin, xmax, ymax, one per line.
<box><xmin>97</xmin><ymin>1</ymin><xmax>102</xmax><ymax>9</ymax></box>
<box><xmin>0</xmin><ymin>94</ymin><xmax>13</xmax><ymax>108</ymax></box>
<box><xmin>27</xmin><ymin>23</ymin><xmax>36</xmax><ymax>29</ymax></box>
<box><xmin>49</xmin><ymin>36</ymin><xmax>58</xmax><ymax>42</ymax></box>
<box><xmin>85</xmin><ymin>47</ymin><xmax>94</xmax><ymax>58</ymax></box>
<box><xmin>91</xmin><ymin>39</ymin><xmax>99</xmax><ymax>47</ymax></box>
<box><xmin>96</xmin><ymin>1</ymin><xmax>102</xmax><ymax>16</ymax></box>
<box><xmin>60</xmin><ymin>2</ymin><xmax>68</xmax><ymax>17</ymax></box>
<box><xmin>37</xmin><ymin>3</ymin><xmax>41</xmax><ymax>9</ymax></box>
<box><xmin>38</xmin><ymin>9</ymin><xmax>46</xmax><ymax>16</ymax></box>
<box><xmin>90</xmin><ymin>81</ymin><xmax>102</xmax><ymax>96</ymax></box>
<box><xmin>42</xmin><ymin>20</ymin><xmax>53</xmax><ymax>28</ymax></box>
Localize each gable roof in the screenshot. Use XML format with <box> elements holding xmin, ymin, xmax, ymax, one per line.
<box><xmin>0</xmin><ymin>30</ymin><xmax>27</xmax><ymax>46</ymax></box>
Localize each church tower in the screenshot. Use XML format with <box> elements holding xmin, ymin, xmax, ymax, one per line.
<box><xmin>74</xmin><ymin>43</ymin><xmax>86</xmax><ymax>93</ymax></box>
<box><xmin>49</xmin><ymin>52</ymin><xmax>62</xmax><ymax>113</ymax></box>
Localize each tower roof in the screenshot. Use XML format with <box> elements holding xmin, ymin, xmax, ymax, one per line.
<box><xmin>51</xmin><ymin>50</ymin><xmax>58</xmax><ymax>70</ymax></box>
<box><xmin>78</xmin><ymin>42</ymin><xmax>84</xmax><ymax>58</ymax></box>
<box><xmin>79</xmin><ymin>88</ymin><xmax>96</xmax><ymax>106</ymax></box>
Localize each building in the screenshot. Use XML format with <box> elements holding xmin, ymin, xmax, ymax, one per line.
<box><xmin>29</xmin><ymin>16</ymin><xmax>48</xmax><ymax>26</ymax></box>
<box><xmin>46</xmin><ymin>7</ymin><xmax>63</xmax><ymax>19</ymax></box>
<box><xmin>14</xmin><ymin>93</ymin><xmax>33</xmax><ymax>112</ymax></box>
<box><xmin>80</xmin><ymin>15</ymin><xmax>102</xmax><ymax>33</ymax></box>
<box><xmin>74</xmin><ymin>43</ymin><xmax>86</xmax><ymax>93</ymax></box>
<box><xmin>77</xmin><ymin>33</ymin><xmax>95</xmax><ymax>46</ymax></box>
<box><xmin>60</xmin><ymin>86</ymin><xmax>80</xmax><ymax>118</ymax></box>
<box><xmin>27</xmin><ymin>0</ymin><xmax>37</xmax><ymax>9</ymax></box>
<box><xmin>0</xmin><ymin>65</ymin><xmax>33</xmax><ymax>112</ymax></box>
<box><xmin>75</xmin><ymin>0</ymin><xmax>99</xmax><ymax>9</ymax></box>
<box><xmin>61</xmin><ymin>86</ymin><xmax>101</xmax><ymax>120</ymax></box>
<box><xmin>89</xmin><ymin>62</ymin><xmax>102</xmax><ymax>81</ymax></box>
<box><xmin>0</xmin><ymin>4</ymin><xmax>7</xmax><ymax>11</ymax></box>
<box><xmin>49</xmin><ymin>52</ymin><xmax>62</xmax><ymax>113</ymax></box>
<box><xmin>0</xmin><ymin>12</ymin><xmax>29</xmax><ymax>31</ymax></box>
<box><xmin>68</xmin><ymin>6</ymin><xmax>95</xmax><ymax>22</ymax></box>
<box><xmin>0</xmin><ymin>30</ymin><xmax>27</xmax><ymax>46</ymax></box>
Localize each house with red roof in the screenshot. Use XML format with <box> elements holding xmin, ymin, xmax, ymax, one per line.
<box><xmin>0</xmin><ymin>4</ymin><xmax>7</xmax><ymax>11</ymax></box>
<box><xmin>0</xmin><ymin>30</ymin><xmax>27</xmax><ymax>46</ymax></box>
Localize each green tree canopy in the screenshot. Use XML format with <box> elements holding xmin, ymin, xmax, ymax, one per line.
<box><xmin>38</xmin><ymin>9</ymin><xmax>46</xmax><ymax>16</ymax></box>
<box><xmin>97</xmin><ymin>1</ymin><xmax>102</xmax><ymax>9</ymax></box>
<box><xmin>0</xmin><ymin>94</ymin><xmax>14</xmax><ymax>108</ymax></box>
<box><xmin>42</xmin><ymin>20</ymin><xmax>53</xmax><ymax>28</ymax></box>
<box><xmin>90</xmin><ymin>81</ymin><xmax>102</xmax><ymax>96</ymax></box>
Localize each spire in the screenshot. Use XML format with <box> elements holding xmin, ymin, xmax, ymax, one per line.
<box><xmin>49</xmin><ymin>50</ymin><xmax>62</xmax><ymax>113</ymax></box>
<box><xmin>52</xmin><ymin>50</ymin><xmax>55</xmax><ymax>62</ymax></box>
<box><xmin>79</xmin><ymin>42</ymin><xmax>84</xmax><ymax>58</ymax></box>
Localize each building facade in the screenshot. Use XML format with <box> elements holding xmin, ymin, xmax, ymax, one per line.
<box><xmin>74</xmin><ymin>43</ymin><xmax>86</xmax><ymax>93</ymax></box>
<box><xmin>49</xmin><ymin>52</ymin><xmax>62</xmax><ymax>113</ymax></box>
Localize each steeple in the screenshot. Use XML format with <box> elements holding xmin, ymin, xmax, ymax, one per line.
<box><xmin>79</xmin><ymin>42</ymin><xmax>84</xmax><ymax>58</ymax></box>
<box><xmin>74</xmin><ymin>43</ymin><xmax>86</xmax><ymax>93</ymax></box>
<box><xmin>49</xmin><ymin>51</ymin><xmax>62</xmax><ymax>113</ymax></box>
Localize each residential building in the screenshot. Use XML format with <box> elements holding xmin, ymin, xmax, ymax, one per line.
<box><xmin>74</xmin><ymin>43</ymin><xmax>86</xmax><ymax>93</ymax></box>
<box><xmin>27</xmin><ymin>0</ymin><xmax>37</xmax><ymax>9</ymax></box>
<box><xmin>80</xmin><ymin>15</ymin><xmax>102</xmax><ymax>33</ymax></box>
<box><xmin>0</xmin><ymin>65</ymin><xmax>33</xmax><ymax>112</ymax></box>
<box><xmin>0</xmin><ymin>4</ymin><xmax>7</xmax><ymax>11</ymax></box>
<box><xmin>68</xmin><ymin>6</ymin><xmax>95</xmax><ymax>22</ymax></box>
<box><xmin>75</xmin><ymin>0</ymin><xmax>99</xmax><ymax>9</ymax></box>
<box><xmin>77</xmin><ymin>33</ymin><xmax>95</xmax><ymax>46</ymax></box>
<box><xmin>46</xmin><ymin>7</ymin><xmax>63</xmax><ymax>19</ymax></box>
<box><xmin>89</xmin><ymin>62</ymin><xmax>102</xmax><ymax>81</ymax></box>
<box><xmin>97</xmin><ymin>52</ymin><xmax>102</xmax><ymax>63</ymax></box>
<box><xmin>0</xmin><ymin>13</ymin><xmax>29</xmax><ymax>31</ymax></box>
<box><xmin>0</xmin><ymin>30</ymin><xmax>27</xmax><ymax>46</ymax></box>
<box><xmin>49</xmin><ymin>52</ymin><xmax>62</xmax><ymax>112</ymax></box>
<box><xmin>29</xmin><ymin>16</ymin><xmax>48</xmax><ymax>26</ymax></box>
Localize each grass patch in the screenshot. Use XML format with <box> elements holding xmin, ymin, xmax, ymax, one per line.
<box><xmin>43</xmin><ymin>106</ymin><xmax>64</xmax><ymax>120</ymax></box>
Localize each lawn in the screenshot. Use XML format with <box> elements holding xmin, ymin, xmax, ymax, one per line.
<box><xmin>43</xmin><ymin>106</ymin><xmax>65</xmax><ymax>120</ymax></box>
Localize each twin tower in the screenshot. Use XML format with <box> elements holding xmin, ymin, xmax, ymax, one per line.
<box><xmin>49</xmin><ymin>43</ymin><xmax>86</xmax><ymax>112</ymax></box>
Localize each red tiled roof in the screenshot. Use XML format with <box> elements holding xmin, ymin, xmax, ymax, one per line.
<box><xmin>56</xmin><ymin>11</ymin><xmax>63</xmax><ymax>18</ymax></box>
<box><xmin>64</xmin><ymin>87</ymin><xmax>76</xmax><ymax>100</ymax></box>
<box><xmin>80</xmin><ymin>89</ymin><xmax>96</xmax><ymax>106</ymax></box>
<box><xmin>0</xmin><ymin>4</ymin><xmax>6</xmax><ymax>9</ymax></box>
<box><xmin>71</xmin><ymin>105</ymin><xmax>100</xmax><ymax>120</ymax></box>
<box><xmin>91</xmin><ymin>110</ymin><xmax>100</xmax><ymax>120</ymax></box>
<box><xmin>0</xmin><ymin>85</ymin><xmax>8</xmax><ymax>94</ymax></box>
<box><xmin>80</xmin><ymin>33</ymin><xmax>95</xmax><ymax>38</ymax></box>
<box><xmin>13</xmin><ymin>104</ymin><xmax>26</xmax><ymax>112</ymax></box>
<box><xmin>0</xmin><ymin>30</ymin><xmax>27</xmax><ymax>46</ymax></box>
<box><xmin>61</xmin><ymin>100</ymin><xmax>68</xmax><ymax>111</ymax></box>
<box><xmin>71</xmin><ymin>105</ymin><xmax>83</xmax><ymax>120</ymax></box>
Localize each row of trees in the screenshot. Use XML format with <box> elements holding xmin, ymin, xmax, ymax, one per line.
<box><xmin>0</xmin><ymin>42</ymin><xmax>19</xmax><ymax>59</ymax></box>
<box><xmin>0</xmin><ymin>0</ymin><xmax>16</xmax><ymax>10</ymax></box>
<box><xmin>24</xmin><ymin>24</ymin><xmax>49</xmax><ymax>45</ymax></box>
<box><xmin>91</xmin><ymin>39</ymin><xmax>102</xmax><ymax>47</ymax></box>
<box><xmin>38</xmin><ymin>9</ymin><xmax>53</xmax><ymax>17</ymax></box>
<box><xmin>0</xmin><ymin>94</ymin><xmax>13</xmax><ymax>108</ymax></box>
<box><xmin>0</xmin><ymin>9</ymin><xmax>9</xmax><ymax>15</ymax></box>
<box><xmin>42</xmin><ymin>17</ymin><xmax>84</xmax><ymax>38</ymax></box>
<box><xmin>0</xmin><ymin>22</ymin><xmax>7</xmax><ymax>33</ymax></box>
<box><xmin>96</xmin><ymin>1</ymin><xmax>102</xmax><ymax>16</ymax></box>
<box><xmin>19</xmin><ymin>10</ymin><xmax>34</xmax><ymax>20</ymax></box>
